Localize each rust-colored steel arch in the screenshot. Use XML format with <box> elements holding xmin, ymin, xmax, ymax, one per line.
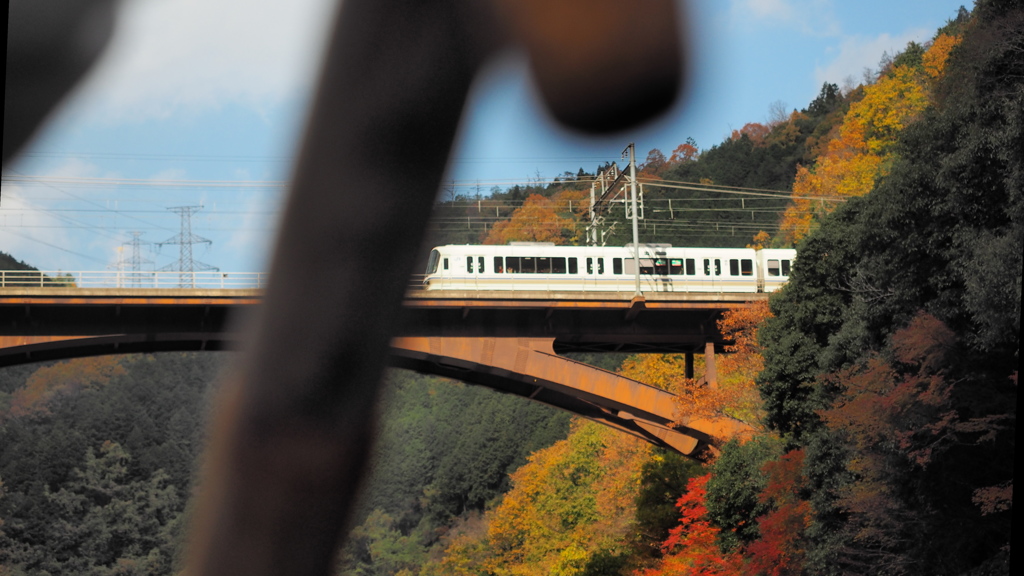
<box><xmin>390</xmin><ymin>336</ymin><xmax>751</xmax><ymax>457</ymax></box>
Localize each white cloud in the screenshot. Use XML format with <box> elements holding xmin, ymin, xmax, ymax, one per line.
<box><xmin>729</xmin><ymin>0</ymin><xmax>841</xmax><ymax>37</ymax></box>
<box><xmin>66</xmin><ymin>0</ymin><xmax>338</xmax><ymax>122</ymax></box>
<box><xmin>814</xmin><ymin>28</ymin><xmax>930</xmax><ymax>86</ymax></box>
<box><xmin>745</xmin><ymin>0</ymin><xmax>797</xmax><ymax>20</ymax></box>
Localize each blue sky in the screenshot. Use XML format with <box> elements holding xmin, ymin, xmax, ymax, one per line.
<box><xmin>1</xmin><ymin>0</ymin><xmax>969</xmax><ymax>273</ymax></box>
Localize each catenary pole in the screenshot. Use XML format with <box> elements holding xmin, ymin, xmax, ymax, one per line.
<box><xmin>625</xmin><ymin>143</ymin><xmax>641</xmax><ymax>296</ymax></box>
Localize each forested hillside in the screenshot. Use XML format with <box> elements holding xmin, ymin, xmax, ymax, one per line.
<box><xmin>411</xmin><ymin>3</ymin><xmax>1017</xmax><ymax>576</ymax></box>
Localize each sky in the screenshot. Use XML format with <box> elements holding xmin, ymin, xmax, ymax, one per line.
<box><xmin>1</xmin><ymin>0</ymin><xmax>970</xmax><ymax>274</ymax></box>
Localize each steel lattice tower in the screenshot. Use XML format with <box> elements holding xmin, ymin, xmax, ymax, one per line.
<box><xmin>157</xmin><ymin>206</ymin><xmax>218</xmax><ymax>287</ymax></box>
<box><xmin>112</xmin><ymin>231</ymin><xmax>155</xmax><ymax>287</ymax></box>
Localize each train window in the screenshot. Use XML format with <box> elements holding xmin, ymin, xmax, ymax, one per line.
<box><xmin>727</xmin><ymin>259</ymin><xmax>753</xmax><ymax>276</ymax></box>
<box><xmin>598</xmin><ymin>258</ymin><xmax>605</xmax><ymax>274</ymax></box>
<box><xmin>767</xmin><ymin>259</ymin><xmax>780</xmax><ymax>276</ymax></box>
<box><xmin>613</xmin><ymin>258</ymin><xmax>623</xmax><ymax>274</ymax></box>
<box><xmin>537</xmin><ymin>257</ymin><xmax>551</xmax><ymax>273</ymax></box>
<box><xmin>478</xmin><ymin>257</ymin><xmax>485</xmax><ymax>273</ymax></box>
<box><xmin>494</xmin><ymin>256</ymin><xmax>504</xmax><ymax>273</ymax></box>
<box><xmin>670</xmin><ymin>259</ymin><xmax>683</xmax><ymax>275</ymax></box>
<box><xmin>552</xmin><ymin>257</ymin><xmax>567</xmax><ymax>274</ymax></box>
<box><xmin>586</xmin><ymin>258</ymin><xmax>594</xmax><ymax>274</ymax></box>
<box><xmin>703</xmin><ymin>259</ymin><xmax>710</xmax><ymax>276</ymax></box>
<box><xmin>427</xmin><ymin>250</ymin><xmax>440</xmax><ymax>273</ymax></box>
<box><xmin>686</xmin><ymin>259</ymin><xmax>696</xmax><ymax>275</ymax></box>
<box><xmin>443</xmin><ymin>258</ymin><xmax>449</xmax><ymax>270</ymax></box>
<box><xmin>568</xmin><ymin>258</ymin><xmax>578</xmax><ymax>274</ymax></box>
<box><xmin>506</xmin><ymin>256</ymin><xmax>519</xmax><ymax>273</ymax></box>
<box><xmin>704</xmin><ymin>259</ymin><xmax>721</xmax><ymax>276</ymax></box>
<box><xmin>781</xmin><ymin>260</ymin><xmax>791</xmax><ymax>276</ymax></box>
<box><xmin>467</xmin><ymin>257</ymin><xmax>474</xmax><ymax>273</ymax></box>
<box><xmin>655</xmin><ymin>258</ymin><xmax>669</xmax><ymax>275</ymax></box>
<box><xmin>521</xmin><ymin>257</ymin><xmax>536</xmax><ymax>273</ymax></box>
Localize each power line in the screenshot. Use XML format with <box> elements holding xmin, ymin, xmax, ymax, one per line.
<box><xmin>0</xmin><ymin>228</ymin><xmax>108</xmax><ymax>264</ymax></box>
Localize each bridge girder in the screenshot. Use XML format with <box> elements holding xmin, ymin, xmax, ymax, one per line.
<box><xmin>0</xmin><ymin>289</ymin><xmax>760</xmax><ymax>455</ymax></box>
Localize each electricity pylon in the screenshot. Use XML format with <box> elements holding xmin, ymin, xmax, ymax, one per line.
<box><xmin>157</xmin><ymin>206</ymin><xmax>218</xmax><ymax>288</ymax></box>
<box><xmin>109</xmin><ymin>231</ymin><xmax>154</xmax><ymax>287</ymax></box>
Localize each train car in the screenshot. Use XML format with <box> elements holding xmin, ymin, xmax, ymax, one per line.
<box><xmin>423</xmin><ymin>243</ymin><xmax>795</xmax><ymax>293</ymax></box>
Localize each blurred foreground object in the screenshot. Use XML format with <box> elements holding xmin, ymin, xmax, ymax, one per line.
<box><xmin>3</xmin><ymin>0</ymin><xmax>117</xmax><ymax>164</ymax></box>
<box><xmin>3</xmin><ymin>1</ymin><xmax>687</xmax><ymax>575</ymax></box>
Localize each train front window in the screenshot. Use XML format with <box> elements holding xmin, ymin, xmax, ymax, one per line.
<box><xmin>426</xmin><ymin>250</ymin><xmax>440</xmax><ymax>274</ymax></box>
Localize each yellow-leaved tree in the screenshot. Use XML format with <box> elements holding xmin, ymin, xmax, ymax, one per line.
<box><xmin>780</xmin><ymin>35</ymin><xmax>961</xmax><ymax>244</ymax></box>
<box><xmin>482</xmin><ymin>188</ymin><xmax>588</xmax><ymax>245</ymax></box>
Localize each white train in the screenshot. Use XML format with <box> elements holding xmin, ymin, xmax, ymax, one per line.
<box><xmin>423</xmin><ymin>243</ymin><xmax>795</xmax><ymax>293</ymax></box>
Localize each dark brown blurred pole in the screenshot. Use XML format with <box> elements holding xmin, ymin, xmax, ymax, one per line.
<box><xmin>183</xmin><ymin>2</ymin><xmax>495</xmax><ymax>574</ymax></box>
<box><xmin>185</xmin><ymin>0</ymin><xmax>685</xmax><ymax>574</ymax></box>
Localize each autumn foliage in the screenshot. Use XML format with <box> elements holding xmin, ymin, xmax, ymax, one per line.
<box><xmin>780</xmin><ymin>34</ymin><xmax>962</xmax><ymax>243</ymax></box>
<box><xmin>817</xmin><ymin>312</ymin><xmax>1013</xmax><ymax>570</ymax></box>
<box><xmin>3</xmin><ymin>356</ymin><xmax>126</xmax><ymax>420</ymax></box>
<box><xmin>639</xmin><ymin>474</ymin><xmax>744</xmax><ymax>576</ymax></box>
<box><xmin>744</xmin><ymin>450</ymin><xmax>810</xmax><ymax>576</ymax></box>
<box><xmin>482</xmin><ymin>189</ymin><xmax>588</xmax><ymax>245</ymax></box>
<box><xmin>427</xmin><ymin>419</ymin><xmax>650</xmax><ymax>576</ymax></box>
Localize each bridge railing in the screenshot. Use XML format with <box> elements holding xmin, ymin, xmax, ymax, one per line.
<box><xmin>0</xmin><ymin>270</ymin><xmax>269</xmax><ymax>290</ymax></box>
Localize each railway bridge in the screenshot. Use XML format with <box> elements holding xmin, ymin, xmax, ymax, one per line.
<box><xmin>0</xmin><ymin>283</ymin><xmax>764</xmax><ymax>456</ymax></box>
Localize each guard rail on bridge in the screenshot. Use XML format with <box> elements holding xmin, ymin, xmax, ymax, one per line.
<box><xmin>0</xmin><ymin>270</ymin><xmax>271</xmax><ymax>290</ymax></box>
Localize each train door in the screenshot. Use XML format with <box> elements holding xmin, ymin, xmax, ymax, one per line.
<box><xmin>465</xmin><ymin>254</ymin><xmax>485</xmax><ymax>289</ymax></box>
<box><xmin>652</xmin><ymin>251</ymin><xmax>672</xmax><ymax>291</ymax></box>
<box><xmin>702</xmin><ymin>257</ymin><xmax>722</xmax><ymax>291</ymax></box>
<box><xmin>585</xmin><ymin>256</ymin><xmax>605</xmax><ymax>291</ymax></box>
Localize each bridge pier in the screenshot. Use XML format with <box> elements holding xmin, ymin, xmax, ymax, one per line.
<box><xmin>704</xmin><ymin>341</ymin><xmax>718</xmax><ymax>388</ymax></box>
